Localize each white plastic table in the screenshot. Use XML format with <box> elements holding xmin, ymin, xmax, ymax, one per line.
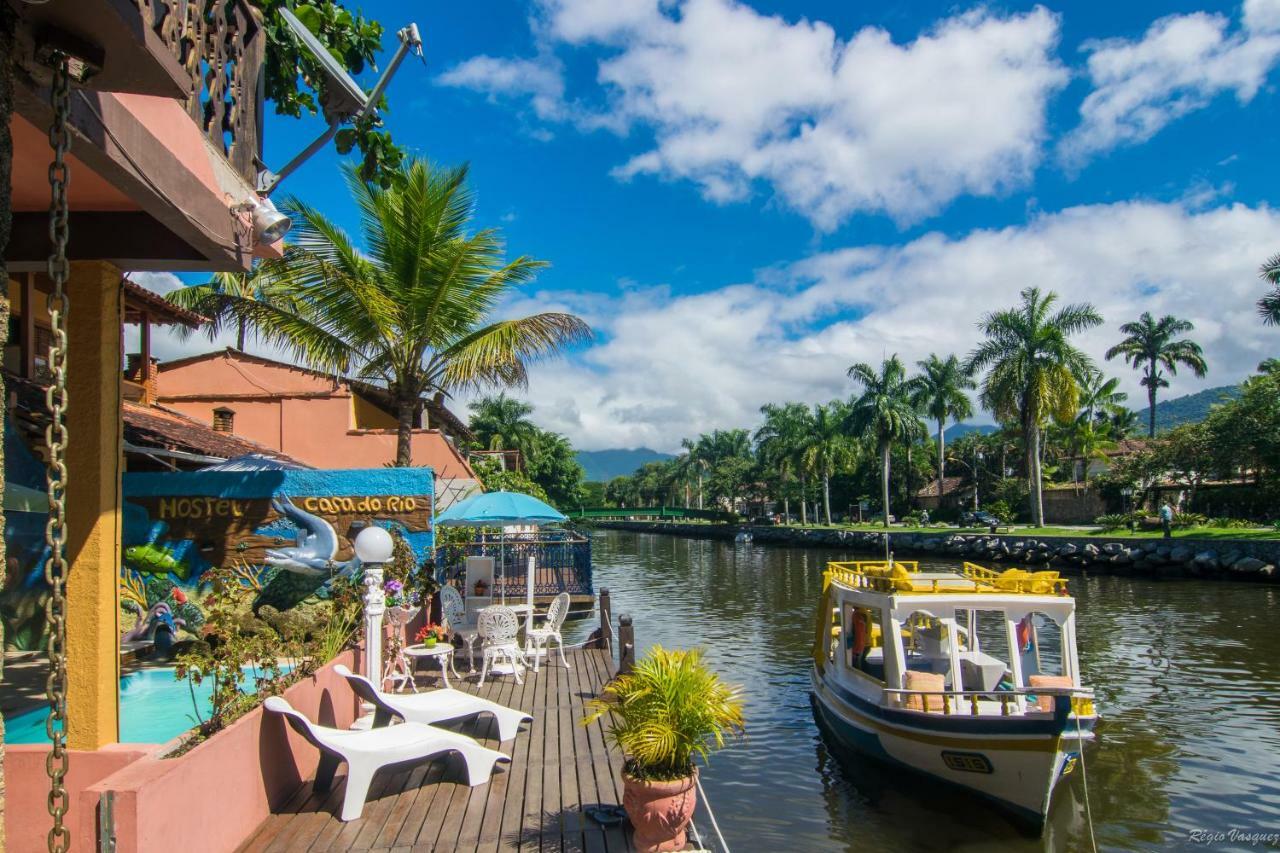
<box><xmin>404</xmin><ymin>643</ymin><xmax>458</xmax><ymax>689</ymax></box>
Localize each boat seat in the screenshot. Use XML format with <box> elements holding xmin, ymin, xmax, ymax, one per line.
<box><xmin>903</xmin><ymin>670</ymin><xmax>946</xmax><ymax>713</ymax></box>
<box><xmin>1028</xmin><ymin>674</ymin><xmax>1072</xmax><ymax>712</ymax></box>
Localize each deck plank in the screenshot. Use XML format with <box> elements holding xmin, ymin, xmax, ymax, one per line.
<box><xmin>237</xmin><ymin>646</ymin><xmax>625</xmax><ymax>853</ymax></box>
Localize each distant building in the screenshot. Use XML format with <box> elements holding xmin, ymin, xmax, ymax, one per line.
<box><xmin>153</xmin><ymin>348</ymin><xmax>478</xmax><ymax>500</ymax></box>
<box><xmin>1071</xmin><ymin>438</ymin><xmax>1149</xmax><ymax>481</ymax></box>
<box><xmin>914</xmin><ymin>476</ymin><xmax>972</xmax><ymax>512</ymax></box>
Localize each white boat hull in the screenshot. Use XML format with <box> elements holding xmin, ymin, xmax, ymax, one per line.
<box><xmin>812</xmin><ymin>668</ymin><xmax>1093</xmax><ymax>831</ymax></box>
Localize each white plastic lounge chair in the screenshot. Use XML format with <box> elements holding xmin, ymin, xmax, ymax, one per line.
<box><xmin>263</xmin><ymin>696</ymin><xmax>509</xmax><ymax>821</ymax></box>
<box><xmin>478</xmin><ymin>606</ymin><xmax>527</xmax><ymax>686</ymax></box>
<box><xmin>527</xmin><ymin>591</ymin><xmax>571</xmax><ymax>673</ymax></box>
<box><xmin>334</xmin><ymin>664</ymin><xmax>531</xmax><ymax>742</ymax></box>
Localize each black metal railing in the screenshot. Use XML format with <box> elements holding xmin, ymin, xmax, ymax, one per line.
<box><xmin>439</xmin><ymin>532</ymin><xmax>593</xmax><ymax>597</ymax></box>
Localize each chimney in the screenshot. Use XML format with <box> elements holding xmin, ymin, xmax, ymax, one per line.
<box><xmin>212</xmin><ymin>406</ymin><xmax>235</xmax><ymax>433</ymax></box>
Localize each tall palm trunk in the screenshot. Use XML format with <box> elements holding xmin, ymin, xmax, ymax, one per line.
<box><xmin>1026</xmin><ymin>423</ymin><xmax>1045</xmax><ymax>526</ymax></box>
<box><xmin>799</xmin><ymin>473</ymin><xmax>808</xmax><ymax>525</ymax></box>
<box><xmin>822</xmin><ymin>471</ymin><xmax>832</xmax><ymax>526</ymax></box>
<box><xmin>237</xmin><ymin>317</ymin><xmax>247</xmax><ymax>351</ymax></box>
<box><xmin>936</xmin><ymin>419</ymin><xmax>946</xmax><ymax>497</ymax></box>
<box><xmin>781</xmin><ymin>464</ymin><xmax>790</xmax><ymax>523</ymax></box>
<box><xmin>395</xmin><ymin>397</ymin><xmax>415</xmax><ymax>467</ymax></box>
<box><xmin>697</xmin><ymin>472</ymin><xmax>704</xmax><ymax>510</ymax></box>
<box><xmin>1145</xmin><ymin>363</ymin><xmax>1158</xmax><ymax>438</ymax></box>
<box><xmin>880</xmin><ymin>441</ymin><xmax>892</xmax><ymax>529</ymax></box>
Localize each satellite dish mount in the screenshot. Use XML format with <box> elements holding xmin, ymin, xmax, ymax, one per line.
<box><xmin>256</xmin><ymin>10</ymin><xmax>423</xmax><ymax>196</ymax></box>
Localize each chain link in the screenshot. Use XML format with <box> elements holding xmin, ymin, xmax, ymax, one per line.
<box><xmin>43</xmin><ymin>53</ymin><xmax>72</xmax><ymax>853</ymax></box>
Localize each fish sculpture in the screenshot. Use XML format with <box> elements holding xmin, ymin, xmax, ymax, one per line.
<box><xmin>124</xmin><ymin>543</ymin><xmax>193</xmax><ymax>582</ymax></box>
<box><xmin>264</xmin><ymin>495</ymin><xmax>354</xmax><ymax>577</ymax></box>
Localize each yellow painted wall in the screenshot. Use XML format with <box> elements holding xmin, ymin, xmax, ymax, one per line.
<box><xmin>63</xmin><ymin>261</ymin><xmax>122</xmax><ymax>749</ymax></box>
<box><xmin>352</xmin><ymin>390</ymin><xmax>397</xmax><ymax>430</ymax></box>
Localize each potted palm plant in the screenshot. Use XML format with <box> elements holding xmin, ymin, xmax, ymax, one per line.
<box><xmin>583</xmin><ymin>647</ymin><xmax>744</xmax><ymax>852</ymax></box>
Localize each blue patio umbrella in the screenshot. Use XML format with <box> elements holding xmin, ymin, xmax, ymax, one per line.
<box><xmin>435</xmin><ymin>491</ymin><xmax>566</xmax><ymax>527</ymax></box>
<box><xmin>434</xmin><ymin>491</ymin><xmax>567</xmax><ymax>618</ymax></box>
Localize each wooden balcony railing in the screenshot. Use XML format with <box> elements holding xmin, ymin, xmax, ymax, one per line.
<box><xmin>133</xmin><ymin>0</ymin><xmax>264</xmax><ymax>182</ymax></box>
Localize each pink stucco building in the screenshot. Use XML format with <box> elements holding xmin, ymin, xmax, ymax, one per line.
<box><xmin>154</xmin><ymin>349</ymin><xmax>478</xmax><ymax>491</ymax></box>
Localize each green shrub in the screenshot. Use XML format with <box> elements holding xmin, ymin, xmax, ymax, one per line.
<box><xmin>583</xmin><ymin>646</ymin><xmax>744</xmax><ymax>781</ymax></box>
<box><xmin>1206</xmin><ymin>517</ymin><xmax>1258</xmax><ymax>529</ymax></box>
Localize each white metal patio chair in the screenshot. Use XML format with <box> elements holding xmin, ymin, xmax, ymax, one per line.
<box><xmin>263</xmin><ymin>696</ymin><xmax>509</xmax><ymax>821</ymax></box>
<box><xmin>477</xmin><ymin>606</ymin><xmax>527</xmax><ymax>686</ymax></box>
<box><xmin>442</xmin><ymin>584</ymin><xmax>480</xmax><ymax>673</ymax></box>
<box><xmin>527</xmin><ymin>592</ymin><xmax>571</xmax><ymax>673</ymax></box>
<box><xmin>336</xmin><ymin>664</ymin><xmax>531</xmax><ymax>741</ymax></box>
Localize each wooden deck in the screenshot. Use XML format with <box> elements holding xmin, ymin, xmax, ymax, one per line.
<box><xmin>238</xmin><ymin>647</ymin><xmax>633</xmax><ymax>853</ymax></box>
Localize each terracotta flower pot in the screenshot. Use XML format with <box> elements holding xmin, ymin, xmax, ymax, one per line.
<box><xmin>622</xmin><ymin>767</ymin><xmax>698</xmax><ymax>853</ymax></box>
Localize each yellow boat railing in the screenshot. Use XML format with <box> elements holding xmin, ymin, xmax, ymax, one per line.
<box><xmin>825</xmin><ymin>560</ymin><xmax>1070</xmax><ymax>596</ymax></box>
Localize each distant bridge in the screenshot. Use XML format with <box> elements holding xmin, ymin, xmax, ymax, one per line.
<box><xmin>566</xmin><ymin>505</ymin><xmax>736</xmax><ymax>522</ymax></box>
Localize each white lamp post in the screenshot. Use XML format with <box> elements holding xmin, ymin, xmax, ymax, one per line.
<box><xmin>355</xmin><ymin>525</ymin><xmax>395</xmax><ymax>689</ymax></box>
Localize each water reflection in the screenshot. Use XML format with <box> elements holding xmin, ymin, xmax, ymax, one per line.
<box><xmin>566</xmin><ymin>530</ymin><xmax>1280</xmax><ymax>852</ymax></box>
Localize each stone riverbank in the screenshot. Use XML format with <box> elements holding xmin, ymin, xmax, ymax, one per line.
<box><xmin>588</xmin><ymin>521</ymin><xmax>1279</xmax><ymax>581</ymax></box>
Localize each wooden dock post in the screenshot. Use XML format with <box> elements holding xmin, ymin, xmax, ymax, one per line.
<box><xmin>599</xmin><ymin>587</ymin><xmax>612</xmax><ymax>650</ymax></box>
<box><xmin>618</xmin><ymin>613</ymin><xmax>635</xmax><ymax>675</ymax></box>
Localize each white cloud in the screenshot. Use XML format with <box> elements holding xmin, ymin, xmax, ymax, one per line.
<box><xmin>439</xmin><ymin>1</ymin><xmax>1067</xmax><ymax>229</ymax></box>
<box><xmin>1061</xmin><ymin>3</ymin><xmax>1280</xmax><ymax>164</ymax></box>
<box><xmin>500</xmin><ymin>200</ymin><xmax>1280</xmax><ymax>452</ymax></box>
<box><xmin>436</xmin><ymin>54</ymin><xmax>569</xmax><ymax>123</ymax></box>
<box><xmin>124</xmin><ymin>272</ymin><xmax>299</xmax><ymax>365</ymax></box>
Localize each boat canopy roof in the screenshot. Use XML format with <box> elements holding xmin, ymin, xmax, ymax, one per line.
<box><xmin>826</xmin><ymin>561</ymin><xmax>1074</xmax><ymax>610</ymax></box>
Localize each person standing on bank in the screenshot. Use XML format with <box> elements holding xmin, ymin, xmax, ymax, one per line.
<box><xmin>1160</xmin><ymin>502</ymin><xmax>1174</xmax><ymax>539</ymax></box>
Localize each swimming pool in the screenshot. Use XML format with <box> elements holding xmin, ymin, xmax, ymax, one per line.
<box><xmin>3</xmin><ymin>665</ymin><xmax>287</xmax><ymax>745</ymax></box>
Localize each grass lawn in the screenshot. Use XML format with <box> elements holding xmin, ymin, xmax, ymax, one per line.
<box><xmin>782</xmin><ymin>522</ymin><xmax>1280</xmax><ymax>541</ymax></box>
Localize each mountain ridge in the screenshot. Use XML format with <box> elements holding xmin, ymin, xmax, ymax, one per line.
<box><xmin>576</xmin><ymin>447</ymin><xmax>675</xmax><ymax>482</ymax></box>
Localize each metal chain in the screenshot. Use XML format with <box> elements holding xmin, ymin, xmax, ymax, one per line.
<box><xmin>43</xmin><ymin>53</ymin><xmax>72</xmax><ymax>853</ymax></box>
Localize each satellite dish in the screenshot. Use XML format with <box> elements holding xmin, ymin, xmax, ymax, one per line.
<box><xmin>257</xmin><ymin>11</ymin><xmax>424</xmax><ymax>196</ymax></box>
<box><xmin>280</xmin><ymin>7</ymin><xmax>369</xmax><ymax>122</ymax></box>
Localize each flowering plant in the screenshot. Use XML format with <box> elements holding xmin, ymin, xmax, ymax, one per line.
<box><xmin>416</xmin><ymin>623</ymin><xmax>446</xmax><ymax>644</ymax></box>
<box><xmin>384</xmin><ymin>578</ymin><xmax>420</xmax><ymax>609</ymax></box>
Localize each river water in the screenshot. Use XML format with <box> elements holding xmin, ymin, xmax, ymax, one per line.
<box><xmin>563</xmin><ymin>529</ymin><xmax>1280</xmax><ymax>852</ymax></box>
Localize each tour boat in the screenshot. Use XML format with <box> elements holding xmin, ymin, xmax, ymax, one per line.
<box><xmin>810</xmin><ymin>560</ymin><xmax>1097</xmax><ymax>832</ymax></box>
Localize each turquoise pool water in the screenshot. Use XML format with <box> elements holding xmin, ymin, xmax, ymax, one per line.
<box><xmin>3</xmin><ymin>665</ymin><xmax>286</xmax><ymax>745</ymax></box>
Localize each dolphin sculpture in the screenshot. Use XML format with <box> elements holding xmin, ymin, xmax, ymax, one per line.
<box><xmin>265</xmin><ymin>495</ymin><xmax>353</xmax><ymax>577</ymax></box>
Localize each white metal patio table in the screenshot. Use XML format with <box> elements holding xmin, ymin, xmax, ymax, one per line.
<box><xmin>404</xmin><ymin>643</ymin><xmax>458</xmax><ymax>689</ymax></box>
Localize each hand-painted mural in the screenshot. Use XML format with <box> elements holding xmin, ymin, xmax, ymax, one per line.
<box><xmin>1</xmin><ymin>423</ymin><xmax>55</xmax><ymax>651</ymax></box>
<box><xmin>0</xmin><ymin>457</ymin><xmax>435</xmax><ymax>652</ymax></box>
<box><xmin>122</xmin><ymin>468</ymin><xmax>435</xmax><ymax>644</ymax></box>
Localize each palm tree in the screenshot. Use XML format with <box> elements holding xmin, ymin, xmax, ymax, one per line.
<box><xmin>754</xmin><ymin>402</ymin><xmax>811</xmax><ymax>523</ymax></box>
<box><xmin>1105</xmin><ymin>406</ymin><xmax>1141</xmax><ymax>439</ymax></box>
<box><xmin>166</xmin><ymin>268</ymin><xmax>286</xmax><ymax>350</ymax></box>
<box><xmin>680</xmin><ymin>436</ymin><xmax>708</xmax><ymax>510</ymax></box>
<box><xmin>848</xmin><ymin>356</ymin><xmax>922</xmax><ymax>528</ymax></box>
<box><xmin>1105</xmin><ymin>312</ymin><xmax>1207</xmax><ymax>438</ymax></box>
<box><xmin>468</xmin><ymin>394</ymin><xmax>540</xmax><ymax>464</ymax></box>
<box><xmin>909</xmin><ymin>354</ymin><xmax>974</xmax><ymax>501</ymax></box>
<box><xmin>967</xmin><ymin>287</ymin><xmax>1102</xmax><ymax>526</ymax></box>
<box><xmin>1259</xmin><ymin>253</ymin><xmax>1280</xmax><ymax>326</ymax></box>
<box><xmin>801</xmin><ymin>401</ymin><xmax>858</xmax><ymax>526</ymax></box>
<box><xmin>1067</xmin><ymin>419</ymin><xmax>1116</xmax><ymax>484</ymax></box>
<box><xmin>1075</xmin><ymin>368</ymin><xmax>1128</xmax><ymax>426</ymax></box>
<box><xmin>211</xmin><ymin>160</ymin><xmax>590</xmax><ymax>466</ymax></box>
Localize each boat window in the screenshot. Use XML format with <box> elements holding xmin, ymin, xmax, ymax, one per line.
<box><xmin>843</xmin><ymin>604</ymin><xmax>885</xmax><ymax>684</ymax></box>
<box><xmin>901</xmin><ymin>610</ymin><xmax>951</xmax><ymax>681</ymax></box>
<box><xmin>955</xmin><ymin>608</ymin><xmax>1013</xmax><ymax>693</ymax></box>
<box><xmin>1017</xmin><ymin>611</ymin><xmax>1066</xmax><ymax>680</ymax></box>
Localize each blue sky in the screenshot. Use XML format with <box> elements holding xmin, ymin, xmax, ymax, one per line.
<box><xmin>143</xmin><ymin>0</ymin><xmax>1280</xmax><ymax>451</ymax></box>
